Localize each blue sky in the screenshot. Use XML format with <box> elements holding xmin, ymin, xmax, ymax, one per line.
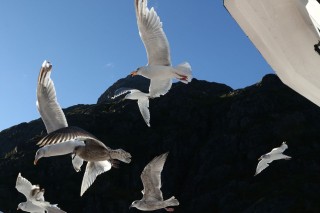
<box><xmin>0</xmin><ymin>0</ymin><xmax>273</xmax><ymax>131</ymax></box>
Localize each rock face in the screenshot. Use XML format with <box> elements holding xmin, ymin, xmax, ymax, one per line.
<box><xmin>1</xmin><ymin>74</ymin><xmax>320</xmax><ymax>213</ymax></box>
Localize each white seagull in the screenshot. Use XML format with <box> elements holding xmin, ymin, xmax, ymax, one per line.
<box><xmin>131</xmin><ymin>0</ymin><xmax>192</xmax><ymax>98</ymax></box>
<box><xmin>112</xmin><ymin>87</ymin><xmax>150</xmax><ymax>127</ymax></box>
<box><xmin>130</xmin><ymin>152</ymin><xmax>179</xmax><ymax>212</ymax></box>
<box><xmin>34</xmin><ymin>60</ymin><xmax>131</xmax><ymax>196</ymax></box>
<box><xmin>255</xmin><ymin>141</ymin><xmax>291</xmax><ymax>176</ymax></box>
<box><xmin>16</xmin><ymin>173</ymin><xmax>66</xmax><ymax>213</ymax></box>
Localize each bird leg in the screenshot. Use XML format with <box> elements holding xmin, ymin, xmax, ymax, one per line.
<box><xmin>165</xmin><ymin>207</ymin><xmax>175</xmax><ymax>212</ymax></box>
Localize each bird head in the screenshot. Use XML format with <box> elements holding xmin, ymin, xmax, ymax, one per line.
<box><xmin>281</xmin><ymin>141</ymin><xmax>288</xmax><ymax>148</ymax></box>
<box><xmin>131</xmin><ymin>67</ymin><xmax>144</xmax><ymax>77</ymax></box>
<box><xmin>34</xmin><ymin>148</ymin><xmax>46</xmax><ymax>165</ymax></box>
<box><xmin>129</xmin><ymin>200</ymin><xmax>139</xmax><ymax>210</ymax></box>
<box><xmin>258</xmin><ymin>154</ymin><xmax>267</xmax><ymax>160</ymax></box>
<box><xmin>17</xmin><ymin>202</ymin><xmax>26</xmax><ymax>211</ymax></box>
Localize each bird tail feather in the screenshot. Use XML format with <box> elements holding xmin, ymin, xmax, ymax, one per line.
<box><xmin>175</xmin><ymin>62</ymin><xmax>192</xmax><ymax>83</ymax></box>
<box><xmin>109</xmin><ymin>149</ymin><xmax>132</xmax><ymax>164</ymax></box>
<box><xmin>165</xmin><ymin>196</ymin><xmax>179</xmax><ymax>207</ymax></box>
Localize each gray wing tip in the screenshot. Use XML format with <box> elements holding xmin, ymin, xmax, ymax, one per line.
<box><xmin>152</xmin><ymin>152</ymin><xmax>169</xmax><ymax>165</ymax></box>
<box><xmin>161</xmin><ymin>152</ymin><xmax>169</xmax><ymax>158</ymax></box>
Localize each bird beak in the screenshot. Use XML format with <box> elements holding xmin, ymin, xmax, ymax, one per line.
<box><xmin>129</xmin><ymin>205</ymin><xmax>132</xmax><ymax>209</ymax></box>
<box><xmin>17</xmin><ymin>207</ymin><xmax>20</xmax><ymax>210</ymax></box>
<box><xmin>34</xmin><ymin>159</ymin><xmax>38</xmax><ymax>165</ymax></box>
<box><xmin>131</xmin><ymin>71</ymin><xmax>138</xmax><ymax>76</ymax></box>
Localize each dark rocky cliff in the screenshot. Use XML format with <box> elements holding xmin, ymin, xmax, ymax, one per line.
<box><xmin>0</xmin><ymin>74</ymin><xmax>320</xmax><ymax>213</ymax></box>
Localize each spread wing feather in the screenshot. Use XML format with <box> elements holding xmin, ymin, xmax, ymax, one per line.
<box><xmin>37</xmin><ymin>126</ymin><xmax>98</xmax><ymax>147</ymax></box>
<box><xmin>140</xmin><ymin>152</ymin><xmax>168</xmax><ymax>201</ymax></box>
<box><xmin>37</xmin><ymin>61</ymin><xmax>68</xmax><ymax>134</ymax></box>
<box><xmin>135</xmin><ymin>0</ymin><xmax>171</xmax><ymax>65</ymax></box>
<box><xmin>80</xmin><ymin>161</ymin><xmax>112</xmax><ymax>196</ymax></box>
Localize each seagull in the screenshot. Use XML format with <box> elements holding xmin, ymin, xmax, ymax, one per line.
<box><xmin>16</xmin><ymin>173</ymin><xmax>66</xmax><ymax>213</ymax></box>
<box><xmin>130</xmin><ymin>152</ymin><xmax>179</xmax><ymax>212</ymax></box>
<box><xmin>112</xmin><ymin>87</ymin><xmax>150</xmax><ymax>127</ymax></box>
<box><xmin>255</xmin><ymin>141</ymin><xmax>291</xmax><ymax>176</ymax></box>
<box><xmin>131</xmin><ymin>0</ymin><xmax>192</xmax><ymax>98</ymax></box>
<box><xmin>34</xmin><ymin>60</ymin><xmax>132</xmax><ymax>196</ymax></box>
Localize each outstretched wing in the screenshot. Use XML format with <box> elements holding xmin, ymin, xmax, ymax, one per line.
<box><xmin>141</xmin><ymin>152</ymin><xmax>168</xmax><ymax>201</ymax></box>
<box><xmin>16</xmin><ymin>173</ymin><xmax>34</xmax><ymax>199</ymax></box>
<box><xmin>80</xmin><ymin>161</ymin><xmax>112</xmax><ymax>196</ymax></box>
<box><xmin>19</xmin><ymin>201</ymin><xmax>45</xmax><ymax>213</ymax></box>
<box><xmin>135</xmin><ymin>0</ymin><xmax>171</xmax><ymax>66</ymax></box>
<box><xmin>255</xmin><ymin>159</ymin><xmax>272</xmax><ymax>176</ymax></box>
<box><xmin>36</xmin><ymin>60</ymin><xmax>68</xmax><ymax>134</ymax></box>
<box><xmin>149</xmin><ymin>79</ymin><xmax>172</xmax><ymax>98</ymax></box>
<box><xmin>32</xmin><ymin>201</ymin><xmax>66</xmax><ymax>213</ymax></box>
<box><xmin>137</xmin><ymin>97</ymin><xmax>150</xmax><ymax>127</ymax></box>
<box><xmin>37</xmin><ymin>126</ymin><xmax>98</xmax><ymax>147</ymax></box>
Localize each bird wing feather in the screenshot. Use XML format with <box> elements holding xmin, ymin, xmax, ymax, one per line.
<box><xmin>80</xmin><ymin>161</ymin><xmax>112</xmax><ymax>196</ymax></box>
<box><xmin>16</xmin><ymin>173</ymin><xmax>36</xmax><ymax>200</ymax></box>
<box><xmin>32</xmin><ymin>200</ymin><xmax>66</xmax><ymax>213</ymax></box>
<box><xmin>140</xmin><ymin>152</ymin><xmax>169</xmax><ymax>201</ymax></box>
<box><xmin>37</xmin><ymin>126</ymin><xmax>98</xmax><ymax>147</ymax></box>
<box><xmin>255</xmin><ymin>158</ymin><xmax>272</xmax><ymax>176</ymax></box>
<box><xmin>72</xmin><ymin>154</ymin><xmax>84</xmax><ymax>172</ymax></box>
<box><xmin>36</xmin><ymin>61</ymin><xmax>68</xmax><ymax>134</ymax></box>
<box><xmin>149</xmin><ymin>79</ymin><xmax>172</xmax><ymax>98</ymax></box>
<box><xmin>137</xmin><ymin>98</ymin><xmax>150</xmax><ymax>127</ymax></box>
<box><xmin>112</xmin><ymin>88</ymin><xmax>138</xmax><ymax>99</ymax></box>
<box><xmin>135</xmin><ymin>0</ymin><xmax>171</xmax><ymax>65</ymax></box>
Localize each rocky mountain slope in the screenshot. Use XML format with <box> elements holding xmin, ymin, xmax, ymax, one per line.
<box><xmin>0</xmin><ymin>74</ymin><xmax>320</xmax><ymax>213</ymax></box>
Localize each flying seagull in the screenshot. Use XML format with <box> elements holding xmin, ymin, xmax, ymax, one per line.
<box><xmin>131</xmin><ymin>0</ymin><xmax>192</xmax><ymax>98</ymax></box>
<box><xmin>112</xmin><ymin>87</ymin><xmax>150</xmax><ymax>127</ymax></box>
<box><xmin>16</xmin><ymin>173</ymin><xmax>66</xmax><ymax>213</ymax></box>
<box><xmin>255</xmin><ymin>141</ymin><xmax>291</xmax><ymax>176</ymax></box>
<box><xmin>34</xmin><ymin>60</ymin><xmax>131</xmax><ymax>196</ymax></box>
<box><xmin>130</xmin><ymin>152</ymin><xmax>179</xmax><ymax>212</ymax></box>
